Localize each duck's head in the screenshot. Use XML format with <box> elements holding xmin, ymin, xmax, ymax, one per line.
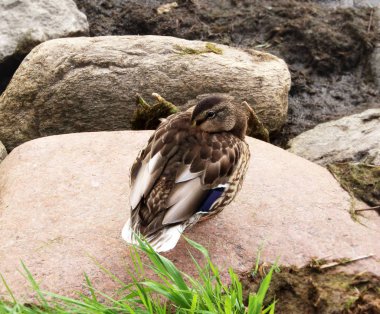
<box><xmin>190</xmin><ymin>94</ymin><xmax>254</xmax><ymax>139</ymax></box>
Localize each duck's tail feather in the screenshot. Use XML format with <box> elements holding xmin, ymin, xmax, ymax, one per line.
<box><xmin>121</xmin><ymin>219</ymin><xmax>184</xmax><ymax>253</ymax></box>
<box><xmin>146</xmin><ymin>225</ymin><xmax>184</xmax><ymax>252</ymax></box>
<box><xmin>121</xmin><ymin>218</ymin><xmax>135</xmax><ymax>244</ymax></box>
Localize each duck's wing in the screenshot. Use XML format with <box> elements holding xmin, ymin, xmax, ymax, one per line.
<box><xmin>163</xmin><ymin>133</ymin><xmax>249</xmax><ymax>224</ymax></box>
<box><xmin>139</xmin><ymin>131</ymin><xmax>248</xmax><ymax>237</ymax></box>
<box><xmin>129</xmin><ymin>112</ymin><xmax>188</xmax><ymax>210</ymax></box>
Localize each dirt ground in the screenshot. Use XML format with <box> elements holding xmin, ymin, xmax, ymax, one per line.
<box><xmin>241</xmin><ymin>261</ymin><xmax>380</xmax><ymax>313</ymax></box>
<box><xmin>73</xmin><ymin>0</ymin><xmax>379</xmax><ymax>146</ymax></box>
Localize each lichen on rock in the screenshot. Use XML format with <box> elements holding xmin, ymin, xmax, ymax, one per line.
<box><xmin>173</xmin><ymin>43</ymin><xmax>223</xmax><ymax>55</ymax></box>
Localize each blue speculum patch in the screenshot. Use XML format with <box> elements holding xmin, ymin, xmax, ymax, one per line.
<box><xmin>198</xmin><ymin>187</ymin><xmax>225</xmax><ymax>212</ymax></box>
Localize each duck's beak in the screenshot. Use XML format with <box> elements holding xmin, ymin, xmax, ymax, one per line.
<box><xmin>191</xmin><ymin>120</ymin><xmax>196</xmax><ymax>127</ymax></box>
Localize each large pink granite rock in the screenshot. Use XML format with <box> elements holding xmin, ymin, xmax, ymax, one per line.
<box><xmin>0</xmin><ymin>131</ymin><xmax>379</xmax><ymax>301</ymax></box>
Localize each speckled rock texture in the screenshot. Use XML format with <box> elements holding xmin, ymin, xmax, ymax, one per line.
<box><xmin>287</xmin><ymin>109</ymin><xmax>380</xmax><ymax>165</ymax></box>
<box><xmin>0</xmin><ymin>35</ymin><xmax>290</xmax><ymax>150</ymax></box>
<box><xmin>0</xmin><ymin>0</ymin><xmax>88</xmax><ymax>63</ymax></box>
<box><xmin>0</xmin><ymin>131</ymin><xmax>378</xmax><ymax>301</ymax></box>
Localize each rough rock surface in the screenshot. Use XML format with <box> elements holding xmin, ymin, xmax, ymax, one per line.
<box><xmin>0</xmin><ymin>141</ymin><xmax>7</xmax><ymax>162</ymax></box>
<box><xmin>372</xmin><ymin>44</ymin><xmax>380</xmax><ymax>88</ymax></box>
<box><xmin>0</xmin><ymin>131</ymin><xmax>379</xmax><ymax>300</ymax></box>
<box><xmin>287</xmin><ymin>109</ymin><xmax>380</xmax><ymax>165</ymax></box>
<box><xmin>321</xmin><ymin>0</ymin><xmax>380</xmax><ymax>7</ymax></box>
<box><xmin>370</xmin><ymin>8</ymin><xmax>380</xmax><ymax>89</ymax></box>
<box><xmin>0</xmin><ymin>35</ymin><xmax>290</xmax><ymax>150</ymax></box>
<box><xmin>0</xmin><ymin>0</ymin><xmax>88</xmax><ymax>64</ymax></box>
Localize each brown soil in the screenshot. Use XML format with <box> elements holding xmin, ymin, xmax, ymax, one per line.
<box><xmin>73</xmin><ymin>0</ymin><xmax>380</xmax><ymax>146</ymax></box>
<box><xmin>241</xmin><ymin>262</ymin><xmax>380</xmax><ymax>313</ymax></box>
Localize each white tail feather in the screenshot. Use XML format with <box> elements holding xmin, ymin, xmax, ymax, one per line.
<box><xmin>121</xmin><ymin>219</ymin><xmax>135</xmax><ymax>244</ymax></box>
<box><xmin>147</xmin><ymin>225</ymin><xmax>183</xmax><ymax>252</ymax></box>
<box><xmin>121</xmin><ymin>220</ymin><xmax>183</xmax><ymax>252</ymax></box>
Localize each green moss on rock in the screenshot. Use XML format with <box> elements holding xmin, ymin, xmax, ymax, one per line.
<box><xmin>132</xmin><ymin>94</ymin><xmax>270</xmax><ymax>142</ymax></box>
<box><xmin>173</xmin><ymin>42</ymin><xmax>223</xmax><ymax>55</ymax></box>
<box><xmin>327</xmin><ymin>163</ymin><xmax>380</xmax><ymax>208</ymax></box>
<box><xmin>131</xmin><ymin>93</ymin><xmax>179</xmax><ymax>130</ymax></box>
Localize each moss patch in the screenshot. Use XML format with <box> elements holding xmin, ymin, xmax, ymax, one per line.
<box><xmin>131</xmin><ymin>94</ymin><xmax>270</xmax><ymax>142</ymax></box>
<box><xmin>131</xmin><ymin>93</ymin><xmax>179</xmax><ymax>130</ymax></box>
<box><xmin>327</xmin><ymin>163</ymin><xmax>380</xmax><ymax>209</ymax></box>
<box><xmin>173</xmin><ymin>43</ymin><xmax>223</xmax><ymax>55</ymax></box>
<box><xmin>241</xmin><ymin>260</ymin><xmax>380</xmax><ymax>313</ymax></box>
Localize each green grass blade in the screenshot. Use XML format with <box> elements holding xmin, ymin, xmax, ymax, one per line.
<box><xmin>0</xmin><ymin>236</ymin><xmax>277</xmax><ymax>314</ymax></box>
<box><xmin>84</xmin><ymin>273</ymin><xmax>98</xmax><ymax>303</ymax></box>
<box><xmin>0</xmin><ymin>274</ymin><xmax>17</xmax><ymax>304</ymax></box>
<box><xmin>189</xmin><ymin>294</ymin><xmax>198</xmax><ymax>313</ymax></box>
<box><xmin>184</xmin><ymin>237</ymin><xmax>210</xmax><ymax>259</ymax></box>
<box><xmin>256</xmin><ymin>266</ymin><xmax>274</xmax><ymax>306</ymax></box>
<box><xmin>20</xmin><ymin>261</ymin><xmax>49</xmax><ymax>309</ymax></box>
<box><xmin>261</xmin><ymin>300</ymin><xmax>276</xmax><ymax>314</ymax></box>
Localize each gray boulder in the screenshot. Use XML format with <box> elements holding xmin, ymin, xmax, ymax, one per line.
<box><xmin>287</xmin><ymin>109</ymin><xmax>380</xmax><ymax>165</ymax></box>
<box><xmin>0</xmin><ymin>35</ymin><xmax>290</xmax><ymax>150</ymax></box>
<box><xmin>0</xmin><ymin>0</ymin><xmax>88</xmax><ymax>63</ymax></box>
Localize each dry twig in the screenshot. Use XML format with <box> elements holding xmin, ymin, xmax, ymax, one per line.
<box><xmin>319</xmin><ymin>254</ymin><xmax>374</xmax><ymax>270</ymax></box>
<box><xmin>367</xmin><ymin>8</ymin><xmax>374</xmax><ymax>33</ymax></box>
<box><xmin>355</xmin><ymin>205</ymin><xmax>380</xmax><ymax>212</ymax></box>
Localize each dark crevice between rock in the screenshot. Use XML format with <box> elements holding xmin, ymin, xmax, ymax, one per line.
<box><xmin>0</xmin><ymin>54</ymin><xmax>26</xmax><ymax>96</ymax></box>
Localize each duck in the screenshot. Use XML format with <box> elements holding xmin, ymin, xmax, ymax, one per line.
<box><xmin>122</xmin><ymin>94</ymin><xmax>253</xmax><ymax>252</ymax></box>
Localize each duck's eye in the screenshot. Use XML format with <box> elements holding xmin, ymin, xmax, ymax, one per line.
<box><xmin>206</xmin><ymin>111</ymin><xmax>216</xmax><ymax>119</ymax></box>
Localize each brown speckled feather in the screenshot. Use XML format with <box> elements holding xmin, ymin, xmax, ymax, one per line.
<box><xmin>129</xmin><ymin>111</ymin><xmax>250</xmax><ymax>239</ymax></box>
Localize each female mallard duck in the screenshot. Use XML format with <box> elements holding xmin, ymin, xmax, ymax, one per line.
<box><xmin>122</xmin><ymin>95</ymin><xmax>253</xmax><ymax>252</ymax></box>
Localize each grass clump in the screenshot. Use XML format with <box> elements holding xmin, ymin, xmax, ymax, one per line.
<box><xmin>0</xmin><ymin>237</ymin><xmax>276</xmax><ymax>313</ymax></box>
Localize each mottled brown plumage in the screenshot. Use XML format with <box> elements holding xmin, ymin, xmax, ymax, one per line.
<box><xmin>122</xmin><ymin>95</ymin><xmax>252</xmax><ymax>252</ymax></box>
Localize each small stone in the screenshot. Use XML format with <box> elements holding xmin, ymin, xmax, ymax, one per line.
<box><xmin>156</xmin><ymin>2</ymin><xmax>178</xmax><ymax>14</ymax></box>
